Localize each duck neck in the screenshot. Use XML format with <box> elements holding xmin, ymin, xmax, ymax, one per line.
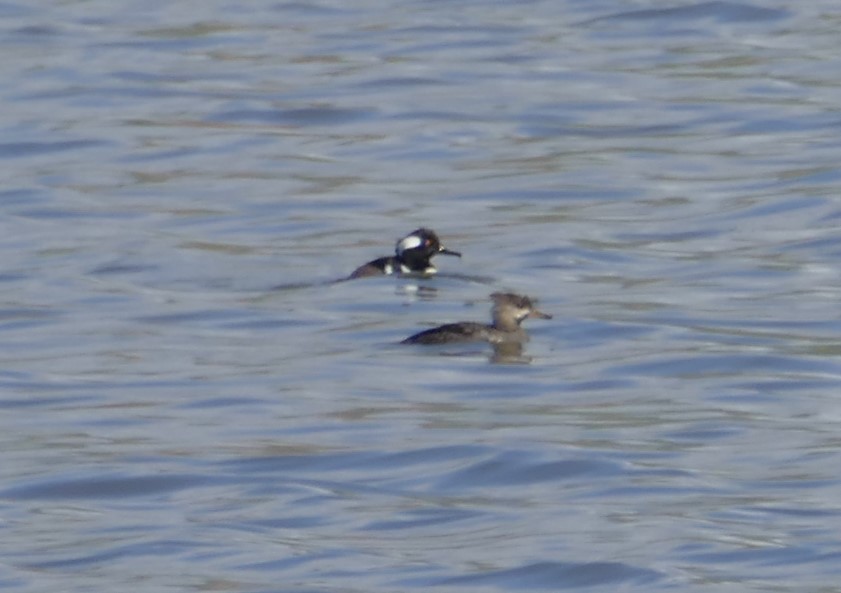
<box><xmin>492</xmin><ymin>310</ymin><xmax>522</xmax><ymax>333</ymax></box>
<box><xmin>397</xmin><ymin>251</ymin><xmax>431</xmax><ymax>272</ymax></box>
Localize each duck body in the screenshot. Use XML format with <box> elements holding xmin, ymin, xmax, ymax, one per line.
<box><xmin>349</xmin><ymin>256</ymin><xmax>402</xmax><ymax>278</ymax></box>
<box><xmin>401</xmin><ymin>321</ymin><xmax>509</xmax><ymax>345</ymax></box>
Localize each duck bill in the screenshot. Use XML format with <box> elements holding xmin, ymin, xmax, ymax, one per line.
<box><xmin>528</xmin><ymin>309</ymin><xmax>553</xmax><ymax>320</ymax></box>
<box><xmin>439</xmin><ymin>247</ymin><xmax>462</xmax><ymax>257</ymax></box>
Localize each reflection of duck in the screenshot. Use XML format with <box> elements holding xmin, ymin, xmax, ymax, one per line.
<box><xmin>490</xmin><ymin>340</ymin><xmax>529</xmax><ymax>364</ymax></box>
<box><xmin>402</xmin><ymin>292</ymin><xmax>552</xmax><ymax>345</ymax></box>
<box><xmin>349</xmin><ymin>228</ymin><xmax>461</xmax><ymax>279</ymax></box>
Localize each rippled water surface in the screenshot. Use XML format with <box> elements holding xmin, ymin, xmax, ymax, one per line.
<box><xmin>4</xmin><ymin>1</ymin><xmax>841</xmax><ymax>591</ymax></box>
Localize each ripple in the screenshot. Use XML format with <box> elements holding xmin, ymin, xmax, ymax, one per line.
<box><xmin>0</xmin><ymin>472</ymin><xmax>208</xmax><ymax>500</ymax></box>
<box><xmin>210</xmin><ymin>106</ymin><xmax>378</xmax><ymax>126</ymax></box>
<box><xmin>585</xmin><ymin>1</ymin><xmax>789</xmax><ymax>27</ymax></box>
<box><xmin>434</xmin><ymin>560</ymin><xmax>663</xmax><ymax>589</ymax></box>
<box><xmin>435</xmin><ymin>451</ymin><xmax>624</xmax><ymax>491</ymax></box>
<box><xmin>0</xmin><ymin>139</ymin><xmax>107</xmax><ymax>158</ymax></box>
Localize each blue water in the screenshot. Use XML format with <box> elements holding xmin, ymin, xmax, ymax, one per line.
<box><xmin>3</xmin><ymin>0</ymin><xmax>841</xmax><ymax>591</ymax></box>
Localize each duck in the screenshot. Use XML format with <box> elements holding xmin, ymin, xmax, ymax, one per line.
<box><xmin>402</xmin><ymin>292</ymin><xmax>551</xmax><ymax>345</ymax></box>
<box><xmin>349</xmin><ymin>228</ymin><xmax>461</xmax><ymax>279</ymax></box>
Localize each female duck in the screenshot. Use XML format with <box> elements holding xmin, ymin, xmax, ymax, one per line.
<box><xmin>402</xmin><ymin>292</ymin><xmax>551</xmax><ymax>345</ymax></box>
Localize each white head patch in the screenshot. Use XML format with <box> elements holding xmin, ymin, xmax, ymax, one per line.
<box><xmin>396</xmin><ymin>234</ymin><xmax>423</xmax><ymax>254</ymax></box>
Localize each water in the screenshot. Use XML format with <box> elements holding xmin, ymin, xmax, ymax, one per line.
<box><xmin>3</xmin><ymin>0</ymin><xmax>841</xmax><ymax>591</ymax></box>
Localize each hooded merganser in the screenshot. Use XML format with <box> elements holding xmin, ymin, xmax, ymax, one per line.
<box><xmin>349</xmin><ymin>228</ymin><xmax>461</xmax><ymax>279</ymax></box>
<box><xmin>402</xmin><ymin>292</ymin><xmax>552</xmax><ymax>345</ymax></box>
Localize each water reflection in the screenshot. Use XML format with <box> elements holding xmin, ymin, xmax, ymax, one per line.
<box><xmin>402</xmin><ymin>339</ymin><xmax>535</xmax><ymax>364</ymax></box>
<box><xmin>490</xmin><ymin>340</ymin><xmax>531</xmax><ymax>365</ymax></box>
